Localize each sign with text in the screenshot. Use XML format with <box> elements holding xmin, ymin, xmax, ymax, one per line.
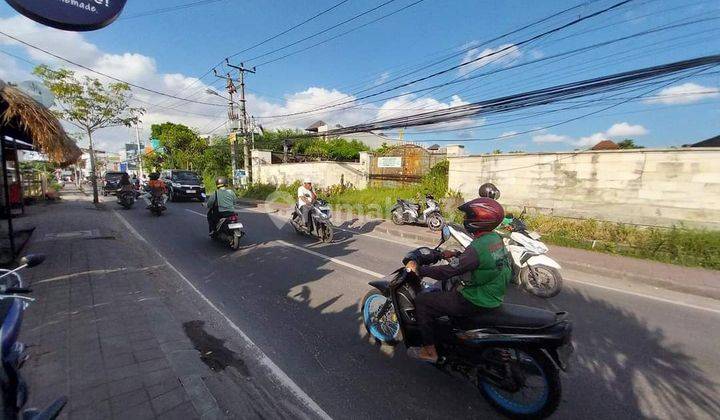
<box><xmin>377</xmin><ymin>156</ymin><xmax>402</xmax><ymax>168</ymax></box>
<box><xmin>5</xmin><ymin>0</ymin><xmax>128</xmax><ymax>31</ymax></box>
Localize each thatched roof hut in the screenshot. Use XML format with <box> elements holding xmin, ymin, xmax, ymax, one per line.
<box><xmin>0</xmin><ymin>80</ymin><xmax>81</xmax><ymax>166</ymax></box>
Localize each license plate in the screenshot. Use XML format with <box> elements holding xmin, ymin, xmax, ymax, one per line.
<box><xmin>228</xmin><ymin>223</ymin><xmax>243</xmax><ymax>229</ymax></box>
<box><xmin>186</xmin><ymin>190</ymin><xmax>195</xmax><ymax>194</ymax></box>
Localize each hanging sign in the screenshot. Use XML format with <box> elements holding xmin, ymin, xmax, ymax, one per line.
<box><xmin>5</xmin><ymin>0</ymin><xmax>128</xmax><ymax>32</ymax></box>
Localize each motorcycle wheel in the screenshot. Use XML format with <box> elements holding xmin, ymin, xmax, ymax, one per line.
<box><xmin>321</xmin><ymin>224</ymin><xmax>334</xmax><ymax>243</ymax></box>
<box><xmin>520</xmin><ymin>265</ymin><xmax>563</xmax><ymax>298</ymax></box>
<box><xmin>231</xmin><ymin>232</ymin><xmax>243</xmax><ymax>250</ymax></box>
<box><xmin>478</xmin><ymin>348</ymin><xmax>561</xmax><ymax>419</ymax></box>
<box><xmin>427</xmin><ymin>213</ymin><xmax>444</xmax><ymax>231</ymax></box>
<box><xmin>361</xmin><ymin>290</ymin><xmax>400</xmax><ymax>345</ymax></box>
<box><xmin>391</xmin><ymin>210</ymin><xmax>404</xmax><ymax>225</ymax></box>
<box><xmin>291</xmin><ymin>217</ymin><xmax>303</xmax><ymax>235</ymax></box>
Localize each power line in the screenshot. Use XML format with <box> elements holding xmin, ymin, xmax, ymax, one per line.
<box><xmin>0</xmin><ymin>30</ymin><xmax>227</xmax><ymax>107</ymax></box>
<box><xmin>244</xmin><ymin>0</ymin><xmax>400</xmax><ymax>63</ymax></box>
<box><xmin>257</xmin><ymin>0</ymin><xmax>635</xmax><ymax>119</ymax></box>
<box><xmin>254</xmin><ymin>0</ymin><xmax>426</xmax><ymax>68</ymax></box>
<box><xmin>118</xmin><ymin>0</ymin><xmax>228</xmax><ymax>20</ymax></box>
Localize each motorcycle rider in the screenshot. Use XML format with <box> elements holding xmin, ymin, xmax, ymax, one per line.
<box><xmin>406</xmin><ymin>197</ymin><xmax>511</xmax><ymax>362</ymax></box>
<box><xmin>206</xmin><ymin>177</ymin><xmax>237</xmax><ymax>235</ymax></box>
<box><xmin>143</xmin><ymin>172</ymin><xmax>167</xmax><ymax>208</ymax></box>
<box><xmin>297</xmin><ymin>179</ymin><xmax>317</xmax><ymax>230</ymax></box>
<box><xmin>117</xmin><ymin>173</ymin><xmax>134</xmax><ymax>202</ymax></box>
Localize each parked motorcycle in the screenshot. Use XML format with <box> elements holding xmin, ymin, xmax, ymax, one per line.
<box><xmin>391</xmin><ymin>194</ymin><xmax>444</xmax><ymax>231</ymax></box>
<box><xmin>210</xmin><ymin>212</ymin><xmax>245</xmax><ymax>250</ymax></box>
<box><xmin>445</xmin><ymin>211</ymin><xmax>563</xmax><ymax>298</ymax></box>
<box><xmin>361</xmin><ymin>228</ymin><xmax>573</xmax><ymax>418</ymax></box>
<box><xmin>290</xmin><ymin>199</ymin><xmax>334</xmax><ymax>243</ymax></box>
<box><xmin>116</xmin><ymin>190</ymin><xmax>135</xmax><ymax>209</ymax></box>
<box><xmin>0</xmin><ymin>254</ymin><xmax>67</xmax><ymax>420</ymax></box>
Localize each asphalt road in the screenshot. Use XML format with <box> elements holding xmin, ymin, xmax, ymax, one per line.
<box><xmin>113</xmin><ymin>199</ymin><xmax>720</xmax><ymax>419</ymax></box>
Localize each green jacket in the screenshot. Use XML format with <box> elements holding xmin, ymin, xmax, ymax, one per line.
<box><xmin>462</xmin><ymin>232</ymin><xmax>512</xmax><ymax>308</ymax></box>
<box><xmin>207</xmin><ymin>188</ymin><xmax>236</xmax><ymax>213</ymax></box>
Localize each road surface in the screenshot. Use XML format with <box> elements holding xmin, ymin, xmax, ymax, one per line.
<box><xmin>112</xmin><ymin>199</ymin><xmax>720</xmax><ymax>419</ymax></box>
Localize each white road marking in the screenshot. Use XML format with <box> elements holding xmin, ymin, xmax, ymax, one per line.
<box><xmin>112</xmin><ymin>210</ymin><xmax>332</xmax><ymax>420</ymax></box>
<box><xmin>186</xmin><ymin>209</ymin><xmax>206</xmax><ymax>217</ymax></box>
<box><xmin>276</xmin><ymin>240</ymin><xmax>384</xmax><ymax>279</ymax></box>
<box><xmin>564</xmin><ymin>278</ymin><xmax>720</xmax><ymax>316</ymax></box>
<box><xmin>34</xmin><ymin>265</ymin><xmax>163</xmax><ymax>285</ymax></box>
<box><xmin>193</xmin><ymin>207</ymin><xmax>720</xmax><ymax>315</ymax></box>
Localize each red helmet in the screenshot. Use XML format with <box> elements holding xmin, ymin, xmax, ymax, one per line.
<box><xmin>458</xmin><ymin>198</ymin><xmax>505</xmax><ymax>233</ymax></box>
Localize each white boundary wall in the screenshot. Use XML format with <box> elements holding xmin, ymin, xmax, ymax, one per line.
<box><xmin>251</xmin><ymin>150</ymin><xmax>368</xmax><ymax>189</ymax></box>
<box><xmin>448</xmin><ymin>148</ymin><xmax>720</xmax><ymax>229</ymax></box>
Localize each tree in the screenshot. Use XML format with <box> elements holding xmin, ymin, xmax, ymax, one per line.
<box><xmin>151</xmin><ymin>122</ymin><xmax>205</xmax><ymax>170</ymax></box>
<box><xmin>617</xmin><ymin>139</ymin><xmax>645</xmax><ymax>149</ymax></box>
<box><xmin>34</xmin><ymin>65</ymin><xmax>144</xmax><ymax>203</ymax></box>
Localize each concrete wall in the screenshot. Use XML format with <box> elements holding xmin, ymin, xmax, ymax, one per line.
<box><xmin>252</xmin><ymin>150</ymin><xmax>368</xmax><ymax>189</ymax></box>
<box><xmin>448</xmin><ymin>148</ymin><xmax>720</xmax><ymax>229</ymax></box>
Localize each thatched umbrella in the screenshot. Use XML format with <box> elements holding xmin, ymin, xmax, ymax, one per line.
<box><xmin>0</xmin><ymin>80</ymin><xmax>81</xmax><ymax>165</ymax></box>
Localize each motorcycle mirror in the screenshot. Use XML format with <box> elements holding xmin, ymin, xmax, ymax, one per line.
<box><xmin>20</xmin><ymin>254</ymin><xmax>46</xmax><ymax>268</ymax></box>
<box><xmin>436</xmin><ymin>225</ymin><xmax>451</xmax><ymax>249</ymax></box>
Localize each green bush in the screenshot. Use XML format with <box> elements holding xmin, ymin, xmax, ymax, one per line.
<box><xmin>522</xmin><ymin>213</ymin><xmax>720</xmax><ymax>270</ymax></box>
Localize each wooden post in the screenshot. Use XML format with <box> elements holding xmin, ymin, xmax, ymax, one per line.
<box><xmin>0</xmin><ymin>132</ymin><xmax>15</xmax><ymax>257</ymax></box>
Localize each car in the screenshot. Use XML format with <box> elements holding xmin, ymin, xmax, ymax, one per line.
<box><xmin>161</xmin><ymin>170</ymin><xmax>205</xmax><ymax>202</ymax></box>
<box><xmin>102</xmin><ymin>171</ymin><xmax>127</xmax><ymax>196</ymax></box>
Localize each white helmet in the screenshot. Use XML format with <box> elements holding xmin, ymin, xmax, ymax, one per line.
<box><xmin>303</xmin><ymin>178</ymin><xmax>312</xmax><ymax>184</ymax></box>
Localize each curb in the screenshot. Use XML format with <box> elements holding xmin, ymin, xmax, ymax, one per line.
<box><xmin>237</xmin><ymin>197</ymin><xmax>719</xmax><ymax>301</ymax></box>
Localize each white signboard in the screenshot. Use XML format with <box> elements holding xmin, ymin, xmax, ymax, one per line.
<box><xmin>378</xmin><ymin>156</ymin><xmax>402</xmax><ymax>168</ymax></box>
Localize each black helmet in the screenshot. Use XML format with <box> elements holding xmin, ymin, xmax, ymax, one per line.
<box><xmin>216</xmin><ymin>177</ymin><xmax>228</xmax><ymax>187</ymax></box>
<box><xmin>149</xmin><ymin>173</ymin><xmax>160</xmax><ymax>180</ymax></box>
<box><xmin>478</xmin><ymin>183</ymin><xmax>500</xmax><ymax>200</ymax></box>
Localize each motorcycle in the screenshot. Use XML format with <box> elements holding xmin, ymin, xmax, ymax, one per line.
<box><xmin>446</xmin><ymin>210</ymin><xmax>563</xmax><ymax>298</ymax></box>
<box><xmin>391</xmin><ymin>194</ymin><xmax>444</xmax><ymax>231</ymax></box>
<box><xmin>0</xmin><ymin>254</ymin><xmax>67</xmax><ymax>420</ymax></box>
<box><xmin>116</xmin><ymin>189</ymin><xmax>135</xmax><ymax>209</ymax></box>
<box><xmin>210</xmin><ymin>211</ymin><xmax>245</xmax><ymax>250</ymax></box>
<box><xmin>147</xmin><ymin>192</ymin><xmax>166</xmax><ymax>217</ymax></box>
<box><xmin>361</xmin><ymin>227</ymin><xmax>573</xmax><ymax>419</ymax></box>
<box><xmin>290</xmin><ymin>199</ymin><xmax>334</xmax><ymax>243</ymax></box>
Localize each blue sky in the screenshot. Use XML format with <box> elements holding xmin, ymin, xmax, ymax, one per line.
<box><xmin>1</xmin><ymin>0</ymin><xmax>719</xmax><ymax>152</ymax></box>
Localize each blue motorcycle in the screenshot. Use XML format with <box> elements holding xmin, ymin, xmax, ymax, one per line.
<box><xmin>0</xmin><ymin>254</ymin><xmax>67</xmax><ymax>420</ymax></box>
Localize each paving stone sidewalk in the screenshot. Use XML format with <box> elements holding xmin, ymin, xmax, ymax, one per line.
<box><xmin>14</xmin><ymin>187</ymin><xmax>321</xmax><ymax>419</ymax></box>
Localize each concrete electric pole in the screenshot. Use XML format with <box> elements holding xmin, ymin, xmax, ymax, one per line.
<box><xmin>225</xmin><ymin>59</ymin><xmax>255</xmax><ymax>185</ymax></box>
<box><xmin>212</xmin><ymin>69</ymin><xmax>239</xmax><ymax>180</ymax></box>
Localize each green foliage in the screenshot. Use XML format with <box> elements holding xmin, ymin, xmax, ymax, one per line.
<box><xmin>617</xmin><ymin>139</ymin><xmax>645</xmax><ymax>149</ymax></box>
<box><xmin>293</xmin><ymin>137</ymin><xmax>369</xmax><ymax>161</ymax></box>
<box><xmin>418</xmin><ymin>160</ymin><xmax>449</xmax><ymax>199</ymax></box>
<box><xmin>33</xmin><ymin>65</ymin><xmax>144</xmax><ymax>135</ymax></box>
<box><xmin>253</xmin><ymin>129</ymin><xmax>304</xmax><ymax>152</ymax></box>
<box><xmin>152</xmin><ymin>122</ymin><xmax>206</xmax><ymax>170</ymax></box>
<box><xmin>521</xmin><ymin>213</ymin><xmax>720</xmax><ymax>269</ymax></box>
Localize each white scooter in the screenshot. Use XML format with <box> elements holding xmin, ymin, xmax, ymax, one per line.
<box><xmin>445</xmin><ymin>212</ymin><xmax>563</xmax><ymax>298</ymax></box>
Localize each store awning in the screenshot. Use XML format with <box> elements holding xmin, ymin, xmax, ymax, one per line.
<box><xmin>0</xmin><ymin>80</ymin><xmax>80</xmax><ymax>166</ymax></box>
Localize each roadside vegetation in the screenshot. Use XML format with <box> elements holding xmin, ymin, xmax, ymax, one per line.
<box><xmin>240</xmin><ymin>159</ymin><xmax>719</xmax><ymax>270</ymax></box>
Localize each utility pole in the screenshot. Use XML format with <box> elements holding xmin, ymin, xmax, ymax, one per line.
<box><xmin>135</xmin><ymin>125</ymin><xmax>143</xmax><ymax>178</ymax></box>
<box><xmin>225</xmin><ymin>59</ymin><xmax>255</xmax><ymax>184</ymax></box>
<box><xmin>213</xmin><ymin>68</ymin><xmax>239</xmax><ymax>181</ymax></box>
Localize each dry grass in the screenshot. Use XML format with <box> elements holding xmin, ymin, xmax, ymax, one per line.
<box><xmin>0</xmin><ymin>83</ymin><xmax>80</xmax><ymax>166</ymax></box>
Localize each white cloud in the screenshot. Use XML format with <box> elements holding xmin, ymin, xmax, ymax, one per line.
<box><xmin>459</xmin><ymin>43</ymin><xmax>522</xmax><ymax>76</ymax></box>
<box><xmin>532</xmin><ymin>133</ymin><xmax>571</xmax><ymax>143</ymax></box>
<box><xmin>532</xmin><ymin>122</ymin><xmax>649</xmax><ymax>148</ymax></box>
<box><xmin>0</xmin><ymin>16</ymin><xmax>483</xmax><ymax>151</ymax></box>
<box><xmin>500</xmin><ymin>131</ymin><xmax>518</xmax><ymax>138</ymax></box>
<box><xmin>645</xmin><ymin>82</ymin><xmax>720</xmax><ymax>105</ymax></box>
<box><xmin>605</xmin><ymin>122</ymin><xmax>648</xmax><ymax>137</ymax></box>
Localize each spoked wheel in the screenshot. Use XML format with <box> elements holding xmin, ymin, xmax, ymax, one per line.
<box><xmin>391</xmin><ymin>211</ymin><xmax>404</xmax><ymax>225</ymax></box>
<box><xmin>521</xmin><ymin>265</ymin><xmax>563</xmax><ymax>298</ymax></box>
<box><xmin>427</xmin><ymin>213</ymin><xmax>444</xmax><ymax>231</ymax></box>
<box><xmin>478</xmin><ymin>348</ymin><xmax>561</xmax><ymax>419</ymax></box>
<box><xmin>361</xmin><ymin>290</ymin><xmax>400</xmax><ymax>345</ymax></box>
